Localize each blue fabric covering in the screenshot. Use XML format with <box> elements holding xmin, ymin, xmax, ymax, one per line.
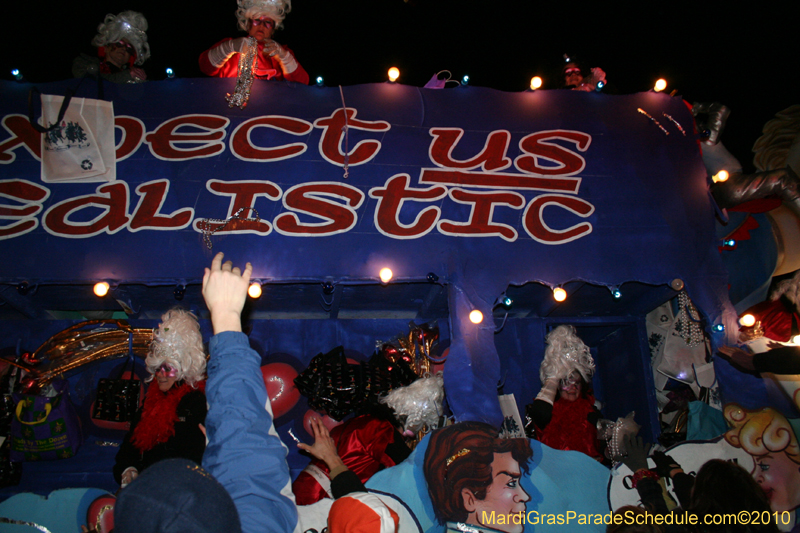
<box><xmin>366</xmin><ymin>435</ymin><xmax>610</xmax><ymax>533</ymax></box>
<box><xmin>0</xmin><ymin>488</ymin><xmax>111</xmax><ymax>533</ymax></box>
<box><xmin>687</xmin><ymin>401</ymin><xmax>728</xmax><ymax>441</ymax></box>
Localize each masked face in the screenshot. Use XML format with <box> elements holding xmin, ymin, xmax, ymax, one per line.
<box><xmin>155</xmin><ymin>362</ymin><xmax>178</xmax><ymax>392</ymax></box>
<box><xmin>564</xmin><ymin>66</ymin><xmax>583</xmax><ymax>87</ymax></box>
<box><xmin>463</xmin><ymin>452</ymin><xmax>530</xmax><ymax>533</ymax></box>
<box><xmin>559</xmin><ymin>372</ymin><xmax>582</xmax><ymax>402</ymax></box>
<box><xmin>105</xmin><ymin>40</ymin><xmax>135</xmax><ymax>68</ymax></box>
<box><xmin>248</xmin><ymin>16</ymin><xmax>276</xmax><ymax>41</ymax></box>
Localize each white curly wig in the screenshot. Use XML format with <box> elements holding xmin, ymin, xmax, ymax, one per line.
<box><xmin>771</xmin><ymin>269</ymin><xmax>800</xmax><ymax>308</ymax></box>
<box><xmin>539</xmin><ymin>325</ymin><xmax>595</xmax><ymax>383</ymax></box>
<box><xmin>379</xmin><ymin>373</ymin><xmax>444</xmax><ymax>434</ymax></box>
<box><xmin>236</xmin><ymin>0</ymin><xmax>291</xmax><ymax>31</ymax></box>
<box><xmin>91</xmin><ymin>11</ymin><xmax>151</xmax><ymax>65</ymax></box>
<box><xmin>145</xmin><ymin>308</ymin><xmax>206</xmax><ymax>388</ymax></box>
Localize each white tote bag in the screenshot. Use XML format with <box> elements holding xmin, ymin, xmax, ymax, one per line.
<box><xmin>40</xmin><ymin>95</ymin><xmax>116</xmax><ymax>183</ymax></box>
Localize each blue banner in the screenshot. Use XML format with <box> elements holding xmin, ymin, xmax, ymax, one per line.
<box><xmin>0</xmin><ymin>79</ymin><xmax>735</xmax><ymax>423</ymax></box>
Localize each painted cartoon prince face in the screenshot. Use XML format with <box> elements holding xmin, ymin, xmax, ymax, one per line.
<box><xmin>424</xmin><ymin>422</ymin><xmax>533</xmax><ymax>533</ymax></box>
<box><xmin>463</xmin><ymin>452</ymin><xmax>531</xmax><ymax>533</ymax></box>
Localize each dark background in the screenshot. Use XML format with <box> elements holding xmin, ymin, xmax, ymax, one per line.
<box><xmin>1</xmin><ymin>1</ymin><xmax>795</xmax><ymax>173</ymax></box>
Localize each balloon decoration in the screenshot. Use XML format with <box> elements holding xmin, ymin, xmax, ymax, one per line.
<box><xmin>261</xmin><ymin>362</ymin><xmax>301</xmax><ymax>419</ymax></box>
<box><xmin>302</xmin><ymin>409</ymin><xmax>343</xmax><ymax>437</ymax></box>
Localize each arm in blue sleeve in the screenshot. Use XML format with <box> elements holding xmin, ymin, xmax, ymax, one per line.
<box><xmin>202</xmin><ymin>331</ymin><xmax>298</xmax><ymax>533</ymax></box>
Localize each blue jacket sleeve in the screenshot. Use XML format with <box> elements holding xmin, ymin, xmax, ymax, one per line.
<box><xmin>202</xmin><ymin>331</ymin><xmax>298</xmax><ymax>533</ymax></box>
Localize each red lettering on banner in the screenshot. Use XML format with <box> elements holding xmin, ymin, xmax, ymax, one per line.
<box><xmin>0</xmin><ymin>114</ymin><xmax>41</xmax><ymax>163</ymax></box>
<box><xmin>0</xmin><ymin>179</ymin><xmax>50</xmax><ymax>240</ymax></box>
<box><xmin>428</xmin><ymin>128</ymin><xmax>511</xmax><ymax>171</ymax></box>
<box><xmin>193</xmin><ymin>180</ymin><xmax>281</xmax><ymax>235</ymax></box>
<box><xmin>130</xmin><ymin>180</ymin><xmax>194</xmax><ymax>231</ymax></box>
<box><xmin>437</xmin><ymin>188</ymin><xmax>525</xmax><ymax>242</ymax></box>
<box><xmin>515</xmin><ymin>130</ymin><xmax>591</xmax><ymax>175</ymax></box>
<box><xmin>314</xmin><ymin>108</ymin><xmax>390</xmax><ymax>167</ymax></box>
<box><xmin>523</xmin><ymin>194</ymin><xmax>595</xmax><ymax>244</ymax></box>
<box><xmin>230</xmin><ymin>116</ymin><xmax>312</xmax><ymax>162</ymax></box>
<box><xmin>274</xmin><ymin>182</ymin><xmax>364</xmax><ymax>236</ymax></box>
<box><xmin>419</xmin><ymin>169</ymin><xmax>581</xmax><ymax>193</ymax></box>
<box><xmin>369</xmin><ymin>174</ymin><xmax>447</xmax><ymax>239</ymax></box>
<box><xmin>115</xmin><ymin>116</ymin><xmax>146</xmax><ymax>161</ymax></box>
<box><xmin>144</xmin><ymin>115</ymin><xmax>229</xmax><ymax>160</ymax></box>
<box><xmin>43</xmin><ymin>182</ymin><xmax>131</xmax><ymax>238</ymax></box>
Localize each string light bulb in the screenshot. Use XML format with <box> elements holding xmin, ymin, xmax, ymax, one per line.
<box><xmin>654</xmin><ymin>79</ymin><xmax>667</xmax><ymax>92</ymax></box>
<box><xmin>379</xmin><ymin>268</ymin><xmax>393</xmax><ymax>283</ymax></box>
<box><xmin>11</xmin><ymin>68</ymin><xmax>23</xmax><ymax>81</ymax></box>
<box><xmin>792</xmin><ymin>335</ymin><xmax>800</xmax><ymax>345</ymax></box>
<box><xmin>316</xmin><ymin>76</ymin><xmax>324</xmax><ymax>86</ymax></box>
<box><xmin>93</xmin><ymin>282</ymin><xmax>110</xmax><ymax>297</ymax></box>
<box><xmin>530</xmin><ymin>76</ymin><xmax>543</xmax><ymax>90</ymax></box>
<box><xmin>388</xmin><ymin>67</ymin><xmax>400</xmax><ymax>82</ymax></box>
<box><xmin>553</xmin><ymin>287</ymin><xmax>567</xmax><ymax>302</ymax></box>
<box><xmin>739</xmin><ymin>314</ymin><xmax>756</xmax><ymax>327</ymax></box>
<box><xmin>248</xmin><ymin>282</ymin><xmax>262</xmax><ymax>299</ymax></box>
<box><xmin>469</xmin><ymin>310</ymin><xmax>483</xmax><ymax>324</ymax></box>
<box><xmin>461</xmin><ymin>75</ymin><xmax>470</xmax><ymax>86</ymax></box>
<box><xmin>712</xmin><ymin>170</ymin><xmax>729</xmax><ymax>183</ymax></box>
<box><xmin>165</xmin><ymin>68</ymin><xmax>175</xmax><ymax>79</ymax></box>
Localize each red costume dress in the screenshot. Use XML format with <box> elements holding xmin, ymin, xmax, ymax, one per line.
<box><xmin>199</xmin><ymin>38</ymin><xmax>309</xmax><ymax>84</ymax></box>
<box><xmin>292</xmin><ymin>415</ymin><xmax>409</xmax><ymax>505</ymax></box>
<box><xmin>535</xmin><ymin>395</ymin><xmax>602</xmax><ymax>460</ymax></box>
<box><xmin>744</xmin><ymin>297</ymin><xmax>799</xmax><ymax>342</ymax></box>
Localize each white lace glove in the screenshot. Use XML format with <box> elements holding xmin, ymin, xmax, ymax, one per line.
<box><xmin>207</xmin><ymin>37</ymin><xmax>250</xmax><ymax>68</ymax></box>
<box><xmin>120</xmin><ymin>466</ymin><xmax>139</xmax><ymax>488</ymax></box>
<box><xmin>262</xmin><ymin>39</ymin><xmax>298</xmax><ymax>75</ymax></box>
<box><xmin>535</xmin><ymin>378</ymin><xmax>559</xmax><ymax>405</ymax></box>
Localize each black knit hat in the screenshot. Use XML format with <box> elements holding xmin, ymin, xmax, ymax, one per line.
<box><xmin>115</xmin><ymin>459</ymin><xmax>242</xmax><ymax>533</ymax></box>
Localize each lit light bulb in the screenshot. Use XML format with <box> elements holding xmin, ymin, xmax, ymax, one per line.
<box><xmin>11</xmin><ymin>68</ymin><xmax>23</xmax><ymax>80</ymax></box>
<box><xmin>530</xmin><ymin>76</ymin><xmax>543</xmax><ymax>90</ymax></box>
<box><xmin>165</xmin><ymin>67</ymin><xmax>175</xmax><ymax>79</ymax></box>
<box><xmin>654</xmin><ymin>79</ymin><xmax>667</xmax><ymax>92</ymax></box>
<box><xmin>379</xmin><ymin>268</ymin><xmax>393</xmax><ymax>283</ymax></box>
<box><xmin>93</xmin><ymin>281</ymin><xmax>110</xmax><ymax>297</ymax></box>
<box><xmin>388</xmin><ymin>67</ymin><xmax>400</xmax><ymax>82</ymax></box>
<box><xmin>461</xmin><ymin>75</ymin><xmax>470</xmax><ymax>86</ymax></box>
<box><xmin>316</xmin><ymin>76</ymin><xmax>324</xmax><ymax>86</ymax></box>
<box><xmin>712</xmin><ymin>170</ymin><xmax>729</xmax><ymax>183</ymax></box>
<box><xmin>248</xmin><ymin>282</ymin><xmax>262</xmax><ymax>299</ymax></box>
<box><xmin>792</xmin><ymin>335</ymin><xmax>800</xmax><ymax>345</ymax></box>
<box><xmin>713</xmin><ymin>324</ymin><xmax>725</xmax><ymax>332</ymax></box>
<box><xmin>612</xmin><ymin>288</ymin><xmax>622</xmax><ymax>299</ymax></box>
<box><xmin>469</xmin><ymin>310</ymin><xmax>483</xmax><ymax>324</ymax></box>
<box><xmin>553</xmin><ymin>287</ymin><xmax>567</xmax><ymax>302</ymax></box>
<box><xmin>739</xmin><ymin>314</ymin><xmax>756</xmax><ymax>327</ymax></box>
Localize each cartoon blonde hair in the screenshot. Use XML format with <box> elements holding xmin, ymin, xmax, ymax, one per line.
<box><xmin>235</xmin><ymin>0</ymin><xmax>291</xmax><ymax>31</ymax></box>
<box><xmin>145</xmin><ymin>308</ymin><xmax>206</xmax><ymax>387</ymax></box>
<box><xmin>724</xmin><ymin>403</ymin><xmax>800</xmax><ymax>466</ymax></box>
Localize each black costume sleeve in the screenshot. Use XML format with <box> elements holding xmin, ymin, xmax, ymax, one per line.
<box><xmin>113</xmin><ymin>410</ymin><xmax>144</xmax><ymax>485</ymax></box>
<box><xmin>171</xmin><ymin>389</ymin><xmax>208</xmax><ymax>466</ymax></box>
<box><xmin>384</xmin><ymin>430</ymin><xmax>412</xmax><ymax>465</ymax></box>
<box><xmin>529</xmin><ymin>399</ymin><xmax>553</xmax><ymax>430</ymax></box>
<box><xmin>753</xmin><ymin>346</ymin><xmax>800</xmax><ymax>375</ymax></box>
<box><xmin>671</xmin><ymin>472</ymin><xmax>694</xmax><ymax>507</ymax></box>
<box><xmin>331</xmin><ymin>470</ymin><xmax>367</xmax><ymax>499</ymax></box>
<box><xmin>636</xmin><ymin>477</ymin><xmax>670</xmax><ymax>514</ymax></box>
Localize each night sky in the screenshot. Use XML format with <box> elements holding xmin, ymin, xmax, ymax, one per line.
<box><xmin>1</xmin><ymin>1</ymin><xmax>794</xmax><ymax>172</ymax></box>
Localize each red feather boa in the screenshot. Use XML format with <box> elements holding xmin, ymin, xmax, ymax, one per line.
<box><xmin>537</xmin><ymin>395</ymin><xmax>601</xmax><ymax>460</ymax></box>
<box><xmin>131</xmin><ymin>381</ymin><xmax>204</xmax><ymax>452</ymax></box>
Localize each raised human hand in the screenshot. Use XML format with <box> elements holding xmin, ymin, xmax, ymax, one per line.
<box><xmin>297</xmin><ymin>416</ymin><xmax>345</xmax><ymax>472</ymax></box>
<box><xmin>717</xmin><ymin>345</ymin><xmax>756</xmax><ymax>372</ymax></box>
<box><xmin>202</xmin><ymin>252</ymin><xmax>252</xmax><ymax>334</ymax></box>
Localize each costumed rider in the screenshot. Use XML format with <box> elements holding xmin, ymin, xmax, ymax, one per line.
<box><xmin>113</xmin><ymin>308</ymin><xmax>207</xmax><ymax>488</ymax></box>
<box><xmin>527</xmin><ymin>325</ymin><xmax>604</xmax><ymax>460</ymax></box>
<box><xmin>72</xmin><ymin>11</ymin><xmax>150</xmax><ymax>83</ymax></box>
<box><xmin>199</xmin><ymin>0</ymin><xmax>309</xmax><ymax>84</ymax></box>
<box><xmin>562</xmin><ymin>54</ymin><xmax>606</xmax><ymax>92</ymax></box>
